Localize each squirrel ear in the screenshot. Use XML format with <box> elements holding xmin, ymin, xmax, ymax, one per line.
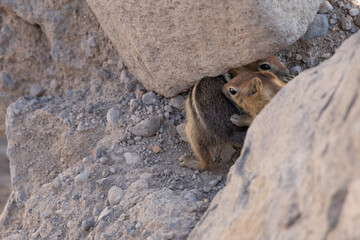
<box><xmin>249</xmin><ymin>77</ymin><xmax>262</xmax><ymax>96</ymax></box>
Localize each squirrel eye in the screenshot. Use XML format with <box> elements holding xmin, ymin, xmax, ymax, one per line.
<box><xmin>229</xmin><ymin>88</ymin><xmax>237</xmax><ymax>95</ymax></box>
<box><xmin>259</xmin><ymin>64</ymin><xmax>271</xmax><ymax>70</ymax></box>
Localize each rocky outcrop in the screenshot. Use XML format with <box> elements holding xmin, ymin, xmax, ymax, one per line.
<box><xmin>85</xmin><ymin>0</ymin><xmax>322</xmax><ymax>97</ymax></box>
<box><xmin>189</xmin><ymin>31</ymin><xmax>360</xmax><ymax>240</ymax></box>
<box><xmin>0</xmin><ymin>1</ymin><xmax>123</xmax><ymax>136</ymax></box>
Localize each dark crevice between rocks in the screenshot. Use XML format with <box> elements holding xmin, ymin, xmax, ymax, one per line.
<box><xmin>0</xmin><ymin>136</ymin><xmax>11</xmax><ymax>215</ymax></box>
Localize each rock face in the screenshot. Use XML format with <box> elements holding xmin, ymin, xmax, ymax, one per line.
<box><xmin>85</xmin><ymin>0</ymin><xmax>322</xmax><ymax>97</ymax></box>
<box><xmin>189</xmin><ymin>32</ymin><xmax>360</xmax><ymax>240</ymax></box>
<box><xmin>0</xmin><ymin>1</ymin><xmax>122</xmax><ymax>136</ymax></box>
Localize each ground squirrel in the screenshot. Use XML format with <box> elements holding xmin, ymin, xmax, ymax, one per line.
<box><xmin>229</xmin><ymin>55</ymin><xmax>293</xmax><ymax>83</ymax></box>
<box><xmin>179</xmin><ymin>56</ymin><xmax>291</xmax><ymax>170</ymax></box>
<box><xmin>178</xmin><ymin>75</ymin><xmax>247</xmax><ymax>170</ymax></box>
<box><xmin>223</xmin><ymin>71</ymin><xmax>286</xmax><ymax>127</ymax></box>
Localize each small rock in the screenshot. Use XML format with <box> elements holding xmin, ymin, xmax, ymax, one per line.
<box><xmin>77</xmin><ymin>122</ymin><xmax>86</xmax><ymax>132</ymax></box>
<box><xmin>50</xmin><ymin>79</ymin><xmax>59</xmax><ymax>89</ymax></box>
<box><xmin>169</xmin><ymin>95</ymin><xmax>186</xmax><ymax>109</ymax></box>
<box><xmin>322</xmin><ymin>53</ymin><xmax>331</xmax><ymax>59</ymax></box>
<box><xmin>302</xmin><ymin>14</ymin><xmax>329</xmax><ymax>40</ymax></box>
<box><xmin>99</xmin><ymin>156</ymin><xmax>109</xmax><ymax>165</ymax></box>
<box><xmin>98</xmin><ymin>68</ymin><xmax>111</xmax><ymax>80</ymax></box>
<box><xmin>30</xmin><ymin>83</ymin><xmax>43</xmax><ymax>97</ymax></box>
<box><xmin>164</xmin><ymin>105</ymin><xmax>173</xmax><ymax>113</ymax></box>
<box><xmin>82</xmin><ymin>156</ymin><xmax>93</xmax><ymax>165</ymax></box>
<box><xmin>95</xmin><ymin>146</ymin><xmax>107</xmax><ymax>159</ymax></box>
<box><xmin>166</xmin><ymin>122</ymin><xmax>178</xmax><ymax>137</ymax></box>
<box><xmin>118</xmin><ymin>58</ymin><xmax>124</xmax><ymax>70</ymax></box>
<box><xmin>220</xmin><ymin>145</ymin><xmax>237</xmax><ymax>162</ymax></box>
<box><xmin>98</xmin><ymin>206</ymin><xmax>113</xmax><ymax>222</ymax></box>
<box><xmin>110</xmin><ymin>167</ymin><xmax>116</xmax><ymax>174</ymax></box>
<box><xmin>130</xmin><ymin>116</ymin><xmax>162</xmax><ymax>137</ymax></box>
<box><xmin>142</xmin><ymin>92</ymin><xmax>159</xmax><ymax>105</ymax></box>
<box><xmin>349</xmin><ymin>8</ymin><xmax>360</xmax><ymax>17</ymax></box>
<box><xmin>176</xmin><ymin>123</ymin><xmax>187</xmax><ymax>142</ymax></box>
<box><xmin>102</xmin><ymin>169</ymin><xmax>110</xmax><ymax>178</ymax></box>
<box><xmin>295</xmin><ymin>54</ymin><xmax>302</xmax><ymax>61</ymax></box>
<box><xmin>209</xmin><ymin>179</ymin><xmax>219</xmax><ymax>187</ymax></box>
<box><xmin>87</xmin><ymin>36</ymin><xmax>97</xmax><ymax>47</ymax></box>
<box><xmin>318</xmin><ymin>1</ymin><xmax>333</xmax><ymax>14</ymax></box>
<box><xmin>289</xmin><ymin>66</ymin><xmax>302</xmax><ymax>76</ymax></box>
<box><xmin>75</xmin><ymin>172</ymin><xmax>89</xmax><ymax>187</ymax></box>
<box><xmin>162</xmin><ymin>232</ymin><xmax>175</xmax><ymax>240</ymax></box>
<box><xmin>356</xmin><ymin>16</ymin><xmax>360</xmax><ymax>28</ymax></box>
<box><xmin>108</xmin><ymin>186</ymin><xmax>125</xmax><ymax>206</ymax></box>
<box><xmin>124</xmin><ymin>152</ymin><xmax>141</xmax><ymax>165</ymax></box>
<box><xmin>151</xmin><ymin>145</ymin><xmax>163</xmax><ymax>153</ymax></box>
<box><xmin>82</xmin><ymin>219</ymin><xmax>95</xmax><ymax>231</ymax></box>
<box><xmin>15</xmin><ymin>190</ymin><xmax>27</xmax><ymax>208</ymax></box>
<box><xmin>107</xmin><ymin>107</ymin><xmax>121</xmax><ymax>125</ymax></box>
<box><xmin>52</xmin><ymin>177</ymin><xmax>62</xmax><ymax>189</ymax></box>
<box><xmin>1</xmin><ymin>72</ymin><xmax>15</xmax><ymax>90</ymax></box>
<box><xmin>184</xmin><ymin>192</ymin><xmax>197</xmax><ymax>202</ymax></box>
<box><xmin>130</xmin><ymin>179</ymin><xmax>149</xmax><ymax>190</ymax></box>
<box><xmin>340</xmin><ymin>17</ymin><xmax>352</xmax><ymax>31</ymax></box>
<box><xmin>164</xmin><ymin>169</ymin><xmax>171</xmax><ymax>176</ymax></box>
<box><xmin>95</xmin><ymin>178</ymin><xmax>112</xmax><ymax>191</ymax></box>
<box><xmin>120</xmin><ymin>70</ymin><xmax>130</xmax><ymax>82</ymax></box>
<box><xmin>329</xmin><ymin>18</ymin><xmax>337</xmax><ymax>25</ymax></box>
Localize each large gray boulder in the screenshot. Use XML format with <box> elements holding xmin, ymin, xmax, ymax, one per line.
<box><xmin>86</xmin><ymin>0</ymin><xmax>322</xmax><ymax>97</ymax></box>
<box><xmin>189</xmin><ymin>31</ymin><xmax>360</xmax><ymax>240</ymax></box>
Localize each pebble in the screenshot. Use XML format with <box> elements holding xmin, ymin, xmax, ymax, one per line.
<box><xmin>184</xmin><ymin>192</ymin><xmax>197</xmax><ymax>202</ymax></box>
<box><xmin>130</xmin><ymin>179</ymin><xmax>149</xmax><ymax>190</ymax></box>
<box><xmin>329</xmin><ymin>18</ymin><xmax>337</xmax><ymax>25</ymax></box>
<box><xmin>302</xmin><ymin>14</ymin><xmax>329</xmax><ymax>40</ymax></box>
<box><xmin>77</xmin><ymin>122</ymin><xmax>86</xmax><ymax>132</ymax></box>
<box><xmin>322</xmin><ymin>53</ymin><xmax>331</xmax><ymax>59</ymax></box>
<box><xmin>151</xmin><ymin>145</ymin><xmax>163</xmax><ymax>153</ymax></box>
<box><xmin>124</xmin><ymin>152</ymin><xmax>141</xmax><ymax>165</ymax></box>
<box><xmin>108</xmin><ymin>186</ymin><xmax>125</xmax><ymax>206</ymax></box>
<box><xmin>30</xmin><ymin>83</ymin><xmax>43</xmax><ymax>97</ymax></box>
<box><xmin>98</xmin><ymin>68</ymin><xmax>111</xmax><ymax>80</ymax></box>
<box><xmin>340</xmin><ymin>17</ymin><xmax>352</xmax><ymax>31</ymax></box>
<box><xmin>142</xmin><ymin>92</ymin><xmax>159</xmax><ymax>105</ymax></box>
<box><xmin>130</xmin><ymin>116</ymin><xmax>162</xmax><ymax>137</ymax></box>
<box><xmin>349</xmin><ymin>8</ymin><xmax>360</xmax><ymax>17</ymax></box>
<box><xmin>209</xmin><ymin>179</ymin><xmax>219</xmax><ymax>187</ymax></box>
<box><xmin>295</xmin><ymin>54</ymin><xmax>302</xmax><ymax>61</ymax></box>
<box><xmin>220</xmin><ymin>145</ymin><xmax>237</xmax><ymax>162</ymax></box>
<box><xmin>87</xmin><ymin>36</ymin><xmax>97</xmax><ymax>47</ymax></box>
<box><xmin>52</xmin><ymin>177</ymin><xmax>62</xmax><ymax>189</ymax></box>
<box><xmin>118</xmin><ymin>58</ymin><xmax>124</xmax><ymax>70</ymax></box>
<box><xmin>75</xmin><ymin>172</ymin><xmax>88</xmax><ymax>187</ymax></box>
<box><xmin>107</xmin><ymin>107</ymin><xmax>121</xmax><ymax>125</ymax></box>
<box><xmin>289</xmin><ymin>66</ymin><xmax>302</xmax><ymax>76</ymax></box>
<box><xmin>318</xmin><ymin>1</ymin><xmax>333</xmax><ymax>14</ymax></box>
<box><xmin>169</xmin><ymin>95</ymin><xmax>186</xmax><ymax>109</ymax></box>
<box><xmin>82</xmin><ymin>156</ymin><xmax>93</xmax><ymax>165</ymax></box>
<box><xmin>99</xmin><ymin>156</ymin><xmax>109</xmax><ymax>165</ymax></box>
<box><xmin>164</xmin><ymin>105</ymin><xmax>173</xmax><ymax>113</ymax></box>
<box><xmin>95</xmin><ymin>146</ymin><xmax>107</xmax><ymax>159</ymax></box>
<box><xmin>164</xmin><ymin>169</ymin><xmax>171</xmax><ymax>176</ymax></box>
<box><xmin>110</xmin><ymin>167</ymin><xmax>116</xmax><ymax>174</ymax></box>
<box><xmin>176</xmin><ymin>123</ymin><xmax>187</xmax><ymax>142</ymax></box>
<box><xmin>102</xmin><ymin>169</ymin><xmax>110</xmax><ymax>178</ymax></box>
<box><xmin>120</xmin><ymin>70</ymin><xmax>130</xmax><ymax>82</ymax></box>
<box><xmin>15</xmin><ymin>190</ymin><xmax>27</xmax><ymax>208</ymax></box>
<box><xmin>98</xmin><ymin>206</ymin><xmax>113</xmax><ymax>222</ymax></box>
<box><xmin>82</xmin><ymin>219</ymin><xmax>95</xmax><ymax>231</ymax></box>
<box><xmin>356</xmin><ymin>16</ymin><xmax>360</xmax><ymax>27</ymax></box>
<box><xmin>1</xmin><ymin>72</ymin><xmax>15</xmax><ymax>90</ymax></box>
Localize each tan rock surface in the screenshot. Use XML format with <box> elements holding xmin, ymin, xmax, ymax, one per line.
<box><xmin>85</xmin><ymin>0</ymin><xmax>322</xmax><ymax>97</ymax></box>
<box><xmin>189</xmin><ymin>31</ymin><xmax>360</xmax><ymax>240</ymax></box>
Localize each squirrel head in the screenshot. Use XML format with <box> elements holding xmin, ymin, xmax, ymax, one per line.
<box><xmin>223</xmin><ymin>71</ymin><xmax>285</xmax><ymax>118</ymax></box>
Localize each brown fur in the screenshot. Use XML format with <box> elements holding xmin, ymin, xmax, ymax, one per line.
<box><xmin>229</xmin><ymin>56</ymin><xmax>293</xmax><ymax>83</ymax></box>
<box><xmin>222</xmin><ymin>71</ymin><xmax>285</xmax><ymax>127</ymax></box>
<box><xmin>179</xmin><ymin>76</ymin><xmax>247</xmax><ymax>170</ymax></box>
